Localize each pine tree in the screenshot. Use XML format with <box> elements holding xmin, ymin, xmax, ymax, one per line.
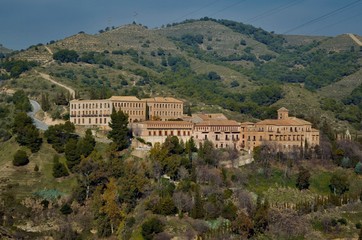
<box><xmin>52</xmin><ymin>155</ymin><xmax>69</xmax><ymax>178</ymax></box>
<box><xmin>190</xmin><ymin>185</ymin><xmax>204</xmax><ymax>219</ymax></box>
<box><xmin>145</xmin><ymin>102</ymin><xmax>150</xmax><ymax>120</ymax></box>
<box><xmin>65</xmin><ymin>138</ymin><xmax>81</xmax><ymax>170</ymax></box>
<box><xmin>41</xmin><ymin>92</ymin><xmax>50</xmax><ymax>111</ymax></box>
<box><xmin>78</xmin><ymin>129</ymin><xmax>96</xmax><ymax>157</ymax></box>
<box><xmin>296</xmin><ymin>166</ymin><xmax>311</xmax><ymax>190</ymax></box>
<box><xmin>108</xmin><ymin>108</ymin><xmax>130</xmax><ymax>151</ymax></box>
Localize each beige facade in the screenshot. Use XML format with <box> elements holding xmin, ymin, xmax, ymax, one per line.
<box><xmin>191</xmin><ymin>115</ymin><xmax>241</xmax><ymax>149</ymax></box>
<box><xmin>240</xmin><ymin>108</ymin><xmax>320</xmax><ymax>151</ymax></box>
<box><xmin>70</xmin><ymin>100</ymin><xmax>320</xmax><ymax>153</ymax></box>
<box><xmin>70</xmin><ymin>99</ymin><xmax>112</xmax><ymax>128</ymax></box>
<box><xmin>132</xmin><ymin>121</ymin><xmax>194</xmax><ymax>146</ymax></box>
<box><xmin>142</xmin><ymin>97</ymin><xmax>183</xmax><ymax>121</ymax></box>
<box><xmin>70</xmin><ymin>96</ymin><xmax>184</xmax><ymax>129</ymax></box>
<box><xmin>109</xmin><ymin>96</ymin><xmax>146</xmax><ymax>123</ymax></box>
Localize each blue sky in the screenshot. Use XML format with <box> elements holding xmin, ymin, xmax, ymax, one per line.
<box><xmin>1</xmin><ymin>0</ymin><xmax>362</xmax><ymax>50</ymax></box>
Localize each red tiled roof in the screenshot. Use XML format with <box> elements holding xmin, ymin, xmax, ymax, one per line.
<box><xmin>256</xmin><ymin>117</ymin><xmax>311</xmax><ymax>126</ymax></box>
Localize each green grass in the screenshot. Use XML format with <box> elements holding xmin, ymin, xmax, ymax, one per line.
<box><xmin>246</xmin><ymin>165</ymin><xmax>296</xmax><ymax>195</ymax></box>
<box><xmin>309</xmin><ymin>171</ymin><xmax>333</xmax><ymax>195</ymax></box>
<box><xmin>0</xmin><ymin>139</ymin><xmax>77</xmax><ymax>200</ymax></box>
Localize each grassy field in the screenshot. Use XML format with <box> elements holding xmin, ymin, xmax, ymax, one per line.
<box><xmin>245</xmin><ymin>162</ymin><xmax>362</xmax><ymax>205</ymax></box>
<box><xmin>0</xmin><ymin>138</ymin><xmax>77</xmax><ymax>200</ymax></box>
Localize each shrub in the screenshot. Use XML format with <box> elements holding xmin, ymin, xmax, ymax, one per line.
<box><xmin>53</xmin><ymin>155</ymin><xmax>69</xmax><ymax>178</ymax></box>
<box><xmin>13</xmin><ymin>150</ymin><xmax>29</xmax><ymax>166</ymax></box>
<box><xmin>355</xmin><ymin>162</ymin><xmax>362</xmax><ymax>174</ymax></box>
<box><xmin>141</xmin><ymin>217</ymin><xmax>164</xmax><ymax>240</ymax></box>
<box><xmin>60</xmin><ymin>203</ymin><xmax>73</xmax><ymax>215</ymax></box>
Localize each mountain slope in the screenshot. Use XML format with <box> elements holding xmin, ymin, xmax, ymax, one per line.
<box><xmin>3</xmin><ymin>19</ymin><xmax>362</xmax><ymax>131</ymax></box>
<box><xmin>0</xmin><ymin>44</ymin><xmax>12</xmax><ymax>54</ymax></box>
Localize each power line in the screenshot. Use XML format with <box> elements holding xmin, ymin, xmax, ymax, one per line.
<box><xmin>283</xmin><ymin>0</ymin><xmax>362</xmax><ymax>34</ymax></box>
<box><xmin>171</xmin><ymin>0</ymin><xmax>222</xmax><ymax>23</ymax></box>
<box><xmin>207</xmin><ymin>0</ymin><xmax>249</xmax><ymax>18</ymax></box>
<box><xmin>246</xmin><ymin>0</ymin><xmax>304</xmax><ymax>23</ymax></box>
<box><xmin>309</xmin><ymin>11</ymin><xmax>362</xmax><ymax>35</ymax></box>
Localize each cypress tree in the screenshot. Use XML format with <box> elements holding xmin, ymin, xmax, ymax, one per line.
<box><xmin>107</xmin><ymin>108</ymin><xmax>130</xmax><ymax>151</ymax></box>
<box><xmin>65</xmin><ymin>138</ymin><xmax>81</xmax><ymax>170</ymax></box>
<box><xmin>78</xmin><ymin>129</ymin><xmax>96</xmax><ymax>157</ymax></box>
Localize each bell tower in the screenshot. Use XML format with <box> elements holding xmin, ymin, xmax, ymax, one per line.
<box><xmin>277</xmin><ymin>107</ymin><xmax>289</xmax><ymax>120</ymax></box>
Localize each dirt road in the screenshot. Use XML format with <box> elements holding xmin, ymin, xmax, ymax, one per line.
<box><xmin>348</xmin><ymin>33</ymin><xmax>362</xmax><ymax>46</ymax></box>
<box><xmin>36</xmin><ymin>71</ymin><xmax>75</xmax><ymax>98</ymax></box>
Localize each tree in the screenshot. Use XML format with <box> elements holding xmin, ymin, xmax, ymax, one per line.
<box><xmin>13</xmin><ymin>112</ymin><xmax>42</xmax><ymax>152</ymax></box>
<box><xmin>101</xmin><ymin>178</ymin><xmax>123</xmax><ymax>234</ymax></box>
<box><xmin>52</xmin><ymin>155</ymin><xmax>69</xmax><ymax>178</ymax></box>
<box><xmin>13</xmin><ymin>150</ymin><xmax>29</xmax><ymax>166</ymax></box>
<box><xmin>141</xmin><ymin>217</ymin><xmax>164</xmax><ymax>240</ymax></box>
<box><xmin>44</xmin><ymin>121</ymin><xmax>77</xmax><ymax>153</ymax></box>
<box><xmin>41</xmin><ymin>92</ymin><xmax>51</xmax><ymax>111</ymax></box>
<box><xmin>65</xmin><ymin>138</ymin><xmax>81</xmax><ymax>171</ymax></box>
<box><xmin>53</xmin><ymin>49</ymin><xmax>79</xmax><ymax>63</ymax></box>
<box><xmin>329</xmin><ymin>171</ymin><xmax>349</xmax><ymax>195</ymax></box>
<box><xmin>190</xmin><ymin>185</ymin><xmax>204</xmax><ymax>219</ymax></box>
<box><xmin>60</xmin><ymin>203</ymin><xmax>73</xmax><ymax>215</ymax></box>
<box><xmin>232</xmin><ymin>211</ymin><xmax>254</xmax><ymax>238</ymax></box>
<box><xmin>355</xmin><ymin>162</ymin><xmax>362</xmax><ymax>175</ymax></box>
<box><xmin>108</xmin><ymin>109</ymin><xmax>130</xmax><ymax>151</ymax></box>
<box><xmin>11</xmin><ymin>90</ymin><xmax>31</xmax><ymax>112</ymax></box>
<box><xmin>253</xmin><ymin>196</ymin><xmax>269</xmax><ymax>234</ymax></box>
<box><xmin>78</xmin><ymin>129</ymin><xmax>95</xmax><ymax>157</ymax></box>
<box><xmin>296</xmin><ymin>166</ymin><xmax>311</xmax><ymax>190</ymax></box>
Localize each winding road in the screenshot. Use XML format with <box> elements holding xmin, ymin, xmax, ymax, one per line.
<box><xmin>28</xmin><ymin>100</ymin><xmax>49</xmax><ymax>131</ymax></box>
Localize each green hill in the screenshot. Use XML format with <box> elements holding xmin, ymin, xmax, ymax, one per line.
<box><xmin>0</xmin><ymin>43</ymin><xmax>12</xmax><ymax>55</ymax></box>
<box><xmin>1</xmin><ymin>18</ymin><xmax>362</xmax><ymax>240</ymax></box>
<box><xmin>3</xmin><ymin>18</ymin><xmax>362</xmax><ymax>131</ymax></box>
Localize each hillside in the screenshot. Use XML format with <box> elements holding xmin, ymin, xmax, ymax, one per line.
<box><xmin>3</xmin><ymin>18</ymin><xmax>362</xmax><ymax>132</ymax></box>
<box><xmin>0</xmin><ymin>43</ymin><xmax>12</xmax><ymax>55</ymax></box>
<box><xmin>0</xmin><ymin>18</ymin><xmax>362</xmax><ymax>239</ymax></box>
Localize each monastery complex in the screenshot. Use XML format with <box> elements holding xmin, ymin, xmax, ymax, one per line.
<box><xmin>70</xmin><ymin>96</ymin><xmax>320</xmax><ymax>151</ymax></box>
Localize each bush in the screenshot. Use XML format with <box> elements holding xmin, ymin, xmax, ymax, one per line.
<box><xmin>13</xmin><ymin>150</ymin><xmax>29</xmax><ymax>166</ymax></box>
<box><xmin>52</xmin><ymin>155</ymin><xmax>69</xmax><ymax>178</ymax></box>
<box><xmin>355</xmin><ymin>162</ymin><xmax>362</xmax><ymax>174</ymax></box>
<box><xmin>53</xmin><ymin>49</ymin><xmax>79</xmax><ymax>63</ymax></box>
<box><xmin>60</xmin><ymin>203</ymin><xmax>73</xmax><ymax>215</ymax></box>
<box><xmin>142</xmin><ymin>217</ymin><xmax>164</xmax><ymax>240</ymax></box>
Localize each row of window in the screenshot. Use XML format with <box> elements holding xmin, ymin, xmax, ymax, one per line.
<box><xmin>72</xmin><ymin>118</ymin><xmax>108</xmax><ymax>125</ymax></box>
<box><xmin>243</xmin><ymin>134</ymin><xmax>319</xmax><ymax>142</ymax></box>
<box><xmin>71</xmin><ymin>110</ymin><xmax>111</xmax><ymax>116</ymax></box>
<box><xmin>151</xmin><ymin>111</ymin><xmax>181</xmax><ymax>117</ymax></box>
<box><xmin>114</xmin><ymin>102</ymin><xmax>144</xmax><ymax>108</ymax></box>
<box><xmin>196</xmin><ymin>134</ymin><xmax>239</xmax><ymax>141</ymax></box>
<box><xmin>71</xmin><ymin>102</ymin><xmax>110</xmax><ymax>109</ymax></box>
<box><xmin>148</xmin><ymin>130</ymin><xmax>191</xmax><ymax>136</ymax></box>
<box><xmin>195</xmin><ymin>127</ymin><xmax>240</xmax><ymax>132</ymax></box>
<box><xmin>150</xmin><ymin>103</ymin><xmax>182</xmax><ymax>109</ymax></box>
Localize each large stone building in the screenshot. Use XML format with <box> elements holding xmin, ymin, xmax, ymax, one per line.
<box><xmin>190</xmin><ymin>114</ymin><xmax>241</xmax><ymax>149</ymax></box>
<box><xmin>70</xmin><ymin>99</ymin><xmax>112</xmax><ymax>128</ymax></box>
<box><xmin>69</xmin><ymin>96</ymin><xmax>184</xmax><ymax>129</ymax></box>
<box><xmin>132</xmin><ymin>121</ymin><xmax>194</xmax><ymax>146</ymax></box>
<box><xmin>240</xmin><ymin>108</ymin><xmax>320</xmax><ymax>151</ymax></box>
<box><xmin>70</xmin><ymin>98</ymin><xmax>320</xmax><ymax>152</ymax></box>
<box><xmin>142</xmin><ymin>97</ymin><xmax>183</xmax><ymax>121</ymax></box>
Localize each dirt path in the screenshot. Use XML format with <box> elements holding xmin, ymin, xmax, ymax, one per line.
<box><xmin>348</xmin><ymin>33</ymin><xmax>362</xmax><ymax>46</ymax></box>
<box><xmin>44</xmin><ymin>46</ymin><xmax>53</xmax><ymax>55</ymax></box>
<box><xmin>36</xmin><ymin>71</ymin><xmax>75</xmax><ymax>98</ymax></box>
